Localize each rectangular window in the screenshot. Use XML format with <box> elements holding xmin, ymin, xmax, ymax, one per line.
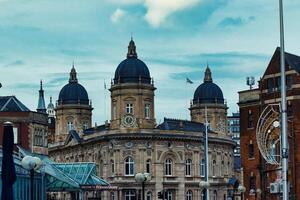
<box><xmin>286</xmin><ymin>75</ymin><xmax>292</xmax><ymax>89</ymax></box>
<box><xmin>126</xmin><ymin>103</ymin><xmax>133</xmax><ymax>114</ymax></box>
<box><xmin>144</xmin><ymin>103</ymin><xmax>150</xmax><ymax>119</ymax></box>
<box><xmin>13</xmin><ymin>127</ymin><xmax>18</xmax><ymax>144</ymax></box>
<box><xmin>267</xmin><ymin>79</ymin><xmax>273</xmax><ymax>93</ymax></box>
<box><xmin>248</xmin><ymin>111</ymin><xmax>253</xmax><ymax>128</ymax></box>
<box><xmin>287</xmin><ymin>102</ymin><xmax>293</xmax><ymax>117</ymax></box>
<box><xmin>200</xmin><ymin>159</ymin><xmax>205</xmax><ymax>177</ymax></box>
<box><xmin>276</xmin><ymin>77</ymin><xmax>281</xmax><ymax>90</ymax></box>
<box><xmin>248</xmin><ymin>144</ymin><xmax>254</xmax><ymax>158</ymax></box>
<box><xmin>113</xmin><ymin>105</ymin><xmax>117</xmax><ymax>119</ymax></box>
<box><xmin>249</xmin><ymin>176</ymin><xmax>256</xmax><ymax>191</ymax></box>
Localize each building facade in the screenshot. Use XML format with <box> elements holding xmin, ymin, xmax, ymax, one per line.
<box><xmin>0</xmin><ymin>95</ymin><xmax>48</xmax><ymax>154</ymax></box>
<box><xmin>49</xmin><ymin>39</ymin><xmax>236</xmax><ymax>200</ymax></box>
<box><xmin>238</xmin><ymin>48</ymin><xmax>300</xmax><ymax>200</ymax></box>
<box><xmin>227</xmin><ymin>112</ymin><xmax>240</xmax><ymax>157</ymax></box>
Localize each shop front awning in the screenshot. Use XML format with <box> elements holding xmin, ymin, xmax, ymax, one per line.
<box><xmin>18</xmin><ymin>147</ymin><xmax>109</xmax><ymax>192</ymax></box>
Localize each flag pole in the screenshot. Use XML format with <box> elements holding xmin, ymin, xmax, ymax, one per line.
<box><xmin>278</xmin><ymin>0</ymin><xmax>289</xmax><ymax>199</ymax></box>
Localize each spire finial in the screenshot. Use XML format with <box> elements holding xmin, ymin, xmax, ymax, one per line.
<box><xmin>50</xmin><ymin>96</ymin><xmax>52</xmax><ymax>103</ymax></box>
<box><xmin>40</xmin><ymin>79</ymin><xmax>43</xmax><ymax>90</ymax></box>
<box><xmin>69</xmin><ymin>63</ymin><xmax>78</xmax><ymax>83</ymax></box>
<box><xmin>127</xmin><ymin>37</ymin><xmax>137</xmax><ymax>58</ymax></box>
<box><xmin>37</xmin><ymin>80</ymin><xmax>46</xmax><ymax>113</ymax></box>
<box><xmin>204</xmin><ymin>65</ymin><xmax>213</xmax><ymax>82</ymax></box>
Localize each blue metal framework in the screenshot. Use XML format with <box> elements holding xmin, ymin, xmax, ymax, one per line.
<box><xmin>0</xmin><ymin>147</ymin><xmax>109</xmax><ymax>200</ymax></box>
<box><xmin>0</xmin><ymin>150</ymin><xmax>44</xmax><ymax>200</ymax></box>
<box><xmin>18</xmin><ymin>147</ymin><xmax>109</xmax><ymax>192</ymax></box>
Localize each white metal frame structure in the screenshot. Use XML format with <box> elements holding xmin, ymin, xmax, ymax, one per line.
<box><xmin>256</xmin><ymin>104</ymin><xmax>281</xmax><ymax>165</ymax></box>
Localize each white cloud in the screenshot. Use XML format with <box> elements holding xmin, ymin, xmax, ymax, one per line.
<box><xmin>144</xmin><ymin>0</ymin><xmax>202</xmax><ymax>27</ymax></box>
<box><xmin>111</xmin><ymin>8</ymin><xmax>126</xmax><ymax>23</ymax></box>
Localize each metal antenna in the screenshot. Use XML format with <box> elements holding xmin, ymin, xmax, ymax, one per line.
<box><xmin>246</xmin><ymin>76</ymin><xmax>255</xmax><ymax>90</ymax></box>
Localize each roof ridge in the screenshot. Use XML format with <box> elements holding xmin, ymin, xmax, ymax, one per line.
<box><xmin>0</xmin><ymin>96</ymin><xmax>13</xmax><ymax>111</ymax></box>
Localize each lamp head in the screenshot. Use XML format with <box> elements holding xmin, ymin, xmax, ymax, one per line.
<box><xmin>273</xmin><ymin>120</ymin><xmax>280</xmax><ymax>128</ymax></box>
<box><xmin>238</xmin><ymin>185</ymin><xmax>246</xmax><ymax>192</ymax></box>
<box><xmin>21</xmin><ymin>156</ymin><xmax>42</xmax><ymax>170</ymax></box>
<box><xmin>135</xmin><ymin>173</ymin><xmax>145</xmax><ymax>183</ymax></box>
<box><xmin>199</xmin><ymin>181</ymin><xmax>210</xmax><ymax>188</ymax></box>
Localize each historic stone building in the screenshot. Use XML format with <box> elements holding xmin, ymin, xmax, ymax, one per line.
<box><xmin>49</xmin><ymin>39</ymin><xmax>236</xmax><ymax>200</ymax></box>
<box><xmin>238</xmin><ymin>48</ymin><xmax>300</xmax><ymax>200</ymax></box>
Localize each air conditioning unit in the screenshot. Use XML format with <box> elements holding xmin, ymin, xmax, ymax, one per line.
<box><xmin>279</xmin><ymin>182</ymin><xmax>290</xmax><ymax>193</ymax></box>
<box><xmin>270</xmin><ymin>182</ymin><xmax>279</xmax><ymax>193</ymax></box>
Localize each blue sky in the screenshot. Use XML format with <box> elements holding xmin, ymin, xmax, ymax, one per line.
<box><xmin>1</xmin><ymin>0</ymin><xmax>300</xmax><ymax>124</ymax></box>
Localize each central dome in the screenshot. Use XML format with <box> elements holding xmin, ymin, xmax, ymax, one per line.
<box><xmin>114</xmin><ymin>39</ymin><xmax>151</xmax><ymax>84</ymax></box>
<box><xmin>58</xmin><ymin>66</ymin><xmax>89</xmax><ymax>105</ymax></box>
<box><xmin>193</xmin><ymin>67</ymin><xmax>224</xmax><ymax>104</ymax></box>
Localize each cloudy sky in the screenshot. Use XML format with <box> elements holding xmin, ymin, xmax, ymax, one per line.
<box><xmin>0</xmin><ymin>0</ymin><xmax>300</xmax><ymax>124</ymax></box>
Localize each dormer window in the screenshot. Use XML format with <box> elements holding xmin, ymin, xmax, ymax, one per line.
<box><xmin>67</xmin><ymin>121</ymin><xmax>74</xmax><ymax>131</ymax></box>
<box><xmin>83</xmin><ymin>122</ymin><xmax>88</xmax><ymax>130</ymax></box>
<box><xmin>126</xmin><ymin>103</ymin><xmax>133</xmax><ymax>114</ymax></box>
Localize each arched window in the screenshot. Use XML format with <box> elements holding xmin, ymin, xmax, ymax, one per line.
<box><xmin>165</xmin><ymin>159</ymin><xmax>172</xmax><ymax>176</ymax></box>
<box><xmin>124</xmin><ymin>157</ymin><xmax>134</xmax><ymax>176</ymax></box>
<box><xmin>111</xmin><ymin>160</ymin><xmax>115</xmax><ymax>175</ymax></box>
<box><xmin>227</xmin><ymin>161</ymin><xmax>230</xmax><ymax>175</ymax></box>
<box><xmin>144</xmin><ymin>103</ymin><xmax>150</xmax><ymax>119</ymax></box>
<box><xmin>221</xmin><ymin>160</ymin><xmax>224</xmax><ymax>176</ymax></box>
<box><xmin>201</xmin><ymin>190</ymin><xmax>206</xmax><ymax>200</ymax></box>
<box><xmin>146</xmin><ymin>191</ymin><xmax>152</xmax><ymax>200</ymax></box>
<box><xmin>185</xmin><ymin>159</ymin><xmax>192</xmax><ymax>176</ymax></box>
<box><xmin>212</xmin><ymin>160</ymin><xmax>216</xmax><ymax>177</ymax></box>
<box><xmin>67</xmin><ymin>121</ymin><xmax>73</xmax><ymax>131</ymax></box>
<box><xmin>82</xmin><ymin>121</ymin><xmax>88</xmax><ymax>130</ymax></box>
<box><xmin>146</xmin><ymin>159</ymin><xmax>151</xmax><ymax>174</ymax></box>
<box><xmin>213</xmin><ymin>190</ymin><xmax>217</xmax><ymax>200</ymax></box>
<box><xmin>200</xmin><ymin>159</ymin><xmax>205</xmax><ymax>177</ymax></box>
<box><xmin>125</xmin><ymin>190</ymin><xmax>135</xmax><ymax>200</ymax></box>
<box><xmin>111</xmin><ymin>192</ymin><xmax>115</xmax><ymax>200</ymax></box>
<box><xmin>186</xmin><ymin>190</ymin><xmax>193</xmax><ymax>200</ymax></box>
<box><xmin>100</xmin><ymin>160</ymin><xmax>104</xmax><ymax>177</ymax></box>
<box><xmin>166</xmin><ymin>190</ymin><xmax>172</xmax><ymax>200</ymax></box>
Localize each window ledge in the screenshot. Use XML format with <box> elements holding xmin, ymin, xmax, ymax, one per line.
<box><xmin>124</xmin><ymin>175</ymin><xmax>135</xmax><ymax>177</ymax></box>
<box><xmin>248</xmin><ymin>157</ymin><xmax>255</xmax><ymax>160</ymax></box>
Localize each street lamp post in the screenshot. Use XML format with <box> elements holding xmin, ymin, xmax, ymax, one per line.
<box><xmin>199</xmin><ymin>181</ymin><xmax>210</xmax><ymax>199</ymax></box>
<box><xmin>238</xmin><ymin>185</ymin><xmax>246</xmax><ymax>200</ymax></box>
<box><xmin>21</xmin><ymin>155</ymin><xmax>43</xmax><ymax>200</ymax></box>
<box><xmin>135</xmin><ymin>173</ymin><xmax>151</xmax><ymax>200</ymax></box>
<box><xmin>204</xmin><ymin>106</ymin><xmax>209</xmax><ymax>200</ymax></box>
<box><xmin>278</xmin><ymin>0</ymin><xmax>289</xmax><ymax>199</ymax></box>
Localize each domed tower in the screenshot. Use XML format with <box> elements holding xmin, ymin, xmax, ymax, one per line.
<box><xmin>54</xmin><ymin>65</ymin><xmax>93</xmax><ymax>142</ymax></box>
<box><xmin>110</xmin><ymin>39</ymin><xmax>156</xmax><ymax>130</ymax></box>
<box><xmin>189</xmin><ymin>66</ymin><xmax>228</xmax><ymax>135</ymax></box>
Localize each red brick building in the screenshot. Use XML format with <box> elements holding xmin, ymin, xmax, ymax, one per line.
<box><xmin>0</xmin><ymin>96</ymin><xmax>48</xmax><ymax>154</ymax></box>
<box><xmin>238</xmin><ymin>47</ymin><xmax>300</xmax><ymax>200</ymax></box>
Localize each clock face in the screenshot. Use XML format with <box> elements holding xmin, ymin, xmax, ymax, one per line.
<box><xmin>122</xmin><ymin>114</ymin><xmax>136</xmax><ymax>128</ymax></box>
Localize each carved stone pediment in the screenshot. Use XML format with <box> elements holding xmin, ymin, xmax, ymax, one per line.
<box><xmin>123</xmin><ymin>150</ymin><xmax>136</xmax><ymax>157</ymax></box>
